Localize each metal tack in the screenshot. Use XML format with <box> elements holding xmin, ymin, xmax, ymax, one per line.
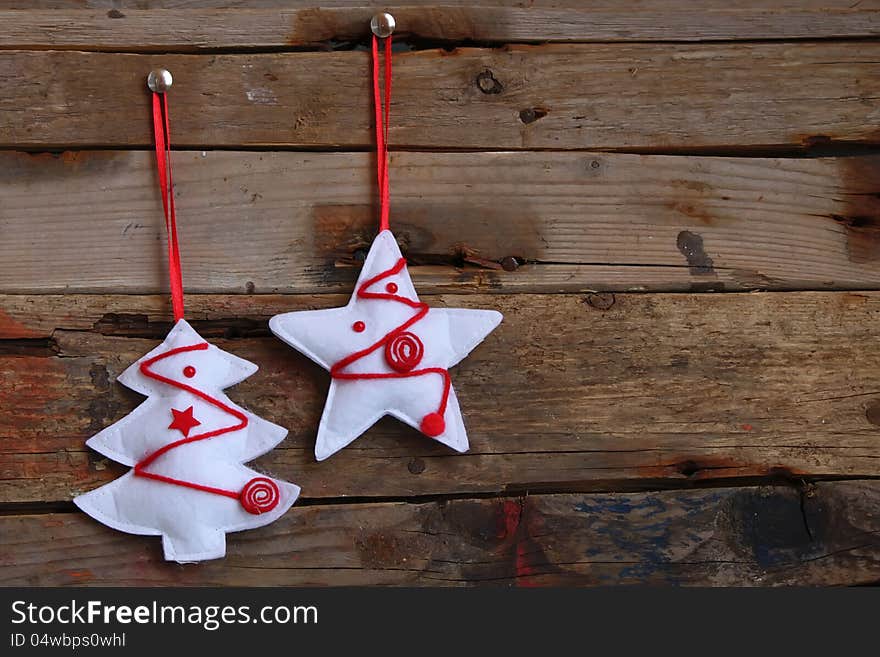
<box><xmin>370</xmin><ymin>12</ymin><xmax>396</xmax><ymax>38</ymax></box>
<box><xmin>147</xmin><ymin>68</ymin><xmax>173</xmax><ymax>93</ymax></box>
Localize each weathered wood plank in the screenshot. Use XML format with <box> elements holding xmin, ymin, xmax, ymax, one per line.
<box><xmin>2</xmin><ymin>292</ymin><xmax>880</xmax><ymax>503</ymax></box>
<box><xmin>2</xmin><ymin>44</ymin><xmax>879</xmax><ymax>149</ymax></box>
<box><xmin>1</xmin><ymin>481</ymin><xmax>877</xmax><ymax>586</ymax></box>
<box><xmin>2</xmin><ymin>2</ymin><xmax>878</xmax><ymax>50</ymax></box>
<box><xmin>2</xmin><ymin>151</ymin><xmax>878</xmax><ymax>294</ymax></box>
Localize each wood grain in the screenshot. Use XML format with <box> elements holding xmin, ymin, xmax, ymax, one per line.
<box><xmin>2</xmin><ymin>1</ymin><xmax>878</xmax><ymax>50</ymax></box>
<box><xmin>3</xmin><ymin>43</ymin><xmax>880</xmax><ymax>149</ymax></box>
<box><xmin>3</xmin><ymin>291</ymin><xmax>880</xmax><ymax>503</ymax></box>
<box><xmin>2</xmin><ymin>150</ymin><xmax>879</xmax><ymax>295</ymax></box>
<box><xmin>2</xmin><ymin>481</ymin><xmax>878</xmax><ymax>586</ymax></box>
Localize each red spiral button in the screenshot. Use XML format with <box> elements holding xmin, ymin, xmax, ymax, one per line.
<box><xmin>239</xmin><ymin>477</ymin><xmax>280</xmax><ymax>515</ymax></box>
<box><xmin>384</xmin><ymin>331</ymin><xmax>424</xmax><ymax>373</ymax></box>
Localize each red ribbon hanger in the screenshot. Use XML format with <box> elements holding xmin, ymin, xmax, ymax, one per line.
<box><xmin>372</xmin><ymin>33</ymin><xmax>392</xmax><ymax>232</ymax></box>
<box><xmin>325</xmin><ymin>21</ymin><xmax>452</xmax><ymax>438</ymax></box>
<box><xmin>149</xmin><ymin>72</ymin><xmax>185</xmax><ymax>322</ymax></box>
<box><xmin>140</xmin><ymin>70</ymin><xmax>279</xmax><ymax>514</ymax></box>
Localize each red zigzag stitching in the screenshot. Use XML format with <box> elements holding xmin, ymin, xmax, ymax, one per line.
<box><xmin>330</xmin><ymin>257</ymin><xmax>451</xmax><ymax>437</ymax></box>
<box><xmin>134</xmin><ymin>343</ymin><xmax>248</xmax><ymax>500</ymax></box>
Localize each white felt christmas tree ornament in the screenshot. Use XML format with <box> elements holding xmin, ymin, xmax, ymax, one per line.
<box><xmin>75</xmin><ymin>319</ymin><xmax>300</xmax><ymax>561</ymax></box>
<box><xmin>270</xmin><ymin>25</ymin><xmax>502</xmax><ymax>461</ymax></box>
<box><xmin>74</xmin><ymin>70</ymin><xmax>299</xmax><ymax>561</ymax></box>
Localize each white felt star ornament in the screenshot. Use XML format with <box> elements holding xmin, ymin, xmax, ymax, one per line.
<box><xmin>270</xmin><ymin>230</ymin><xmax>502</xmax><ymax>460</ymax></box>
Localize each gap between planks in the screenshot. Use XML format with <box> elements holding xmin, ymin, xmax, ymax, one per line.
<box><xmin>2</xmin><ymin>471</ymin><xmax>878</xmax><ymax>517</ymax></box>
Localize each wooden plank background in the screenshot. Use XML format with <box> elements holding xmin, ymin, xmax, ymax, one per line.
<box><xmin>3</xmin><ymin>44</ymin><xmax>880</xmax><ymax>149</ymax></box>
<box><xmin>1</xmin><ymin>1</ymin><xmax>879</xmax><ymax>586</ymax></box>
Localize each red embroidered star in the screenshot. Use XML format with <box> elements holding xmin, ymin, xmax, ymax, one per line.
<box><xmin>168</xmin><ymin>406</ymin><xmax>201</xmax><ymax>437</ymax></box>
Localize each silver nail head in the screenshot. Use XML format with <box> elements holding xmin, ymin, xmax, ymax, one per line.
<box><xmin>370</xmin><ymin>12</ymin><xmax>395</xmax><ymax>38</ymax></box>
<box><xmin>147</xmin><ymin>68</ymin><xmax>173</xmax><ymax>93</ymax></box>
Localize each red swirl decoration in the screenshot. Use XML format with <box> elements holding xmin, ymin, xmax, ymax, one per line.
<box><xmin>384</xmin><ymin>331</ymin><xmax>424</xmax><ymax>373</ymax></box>
<box><xmin>239</xmin><ymin>477</ymin><xmax>281</xmax><ymax>515</ymax></box>
<box><xmin>133</xmin><ymin>342</ymin><xmax>280</xmax><ymax>509</ymax></box>
<box><xmin>330</xmin><ymin>255</ymin><xmax>451</xmax><ymax>438</ymax></box>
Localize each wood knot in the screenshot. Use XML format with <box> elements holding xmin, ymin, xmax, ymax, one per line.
<box><xmin>678</xmin><ymin>460</ymin><xmax>700</xmax><ymax>477</ymax></box>
<box><xmin>500</xmin><ymin>256</ymin><xmax>520</xmax><ymax>272</ymax></box>
<box><xmin>866</xmin><ymin>400</ymin><xmax>880</xmax><ymax>426</ymax></box>
<box><xmin>475</xmin><ymin>70</ymin><xmax>503</xmax><ymax>94</ymax></box>
<box><xmin>519</xmin><ymin>108</ymin><xmax>548</xmax><ymax>124</ymax></box>
<box><xmin>584</xmin><ymin>292</ymin><xmax>615</xmax><ymax>310</ymax></box>
<box><xmin>407</xmin><ymin>457</ymin><xmax>426</xmax><ymax>475</ymax></box>
<box><xmin>676</xmin><ymin>230</ymin><xmax>715</xmax><ymax>276</ymax></box>
<box><xmin>803</xmin><ymin>135</ymin><xmax>833</xmax><ymax>149</ymax></box>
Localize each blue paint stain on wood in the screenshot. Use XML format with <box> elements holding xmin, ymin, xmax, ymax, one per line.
<box><xmin>573</xmin><ymin>487</ymin><xmax>828</xmax><ymax>583</ymax></box>
<box><xmin>574</xmin><ymin>492</ymin><xmax>726</xmax><ymax>583</ymax></box>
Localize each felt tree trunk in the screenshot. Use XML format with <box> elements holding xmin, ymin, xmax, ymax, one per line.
<box><xmin>74</xmin><ymin>319</ymin><xmax>299</xmax><ymax>562</ymax></box>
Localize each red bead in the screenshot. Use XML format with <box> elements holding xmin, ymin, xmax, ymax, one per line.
<box><xmin>353</xmin><ymin>321</ymin><xmax>366</xmax><ymax>333</ymax></box>
<box><xmin>386</xmin><ymin>282</ymin><xmax>398</xmax><ymax>294</ymax></box>
<box><xmin>420</xmin><ymin>412</ymin><xmax>446</xmax><ymax>437</ymax></box>
<box><xmin>183</xmin><ymin>365</ymin><xmax>196</xmax><ymax>378</ymax></box>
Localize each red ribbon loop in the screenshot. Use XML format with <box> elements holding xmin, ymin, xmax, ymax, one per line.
<box><xmin>151</xmin><ymin>92</ymin><xmax>185</xmax><ymax>322</ymax></box>
<box><xmin>371</xmin><ymin>34</ymin><xmax>392</xmax><ymax>232</ymax></box>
